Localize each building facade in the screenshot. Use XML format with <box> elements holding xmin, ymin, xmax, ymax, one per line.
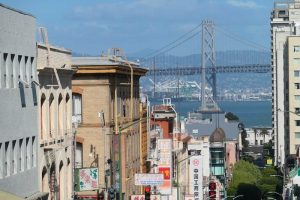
<box><xmin>288</xmin><ymin>36</ymin><xmax>300</xmax><ymax>155</ymax></box>
<box><xmin>271</xmin><ymin>0</ymin><xmax>300</xmax><ymax>167</ymax></box>
<box><xmin>0</xmin><ymin>4</ymin><xmax>40</xmax><ymax>198</ymax></box>
<box><xmin>244</xmin><ymin>128</ymin><xmax>272</xmax><ymax>146</ymax></box>
<box><xmin>37</xmin><ymin>35</ymin><xmax>74</xmax><ymax>200</ymax></box>
<box><xmin>72</xmin><ymin>51</ymin><xmax>147</xmax><ymax>199</ymax></box>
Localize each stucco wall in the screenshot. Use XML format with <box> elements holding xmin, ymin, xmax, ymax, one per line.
<box><xmin>0</xmin><ymin>4</ymin><xmax>38</xmax><ymax>197</ymax></box>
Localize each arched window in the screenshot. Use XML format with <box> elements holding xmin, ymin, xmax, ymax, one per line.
<box><xmin>58</xmin><ymin>94</ymin><xmax>63</xmax><ymax>136</ymax></box>
<box><xmin>59</xmin><ymin>161</ymin><xmax>65</xmax><ymax>200</ymax></box>
<box><xmin>65</xmin><ymin>94</ymin><xmax>71</xmax><ymax>131</ymax></box>
<box><xmin>66</xmin><ymin>158</ymin><xmax>71</xmax><ymax>200</ymax></box>
<box><xmin>41</xmin><ymin>166</ymin><xmax>48</xmax><ymax>193</ymax></box>
<box><xmin>49</xmin><ymin>94</ymin><xmax>55</xmax><ymax>138</ymax></box>
<box><xmin>41</xmin><ymin>94</ymin><xmax>46</xmax><ymax>140</ymax></box>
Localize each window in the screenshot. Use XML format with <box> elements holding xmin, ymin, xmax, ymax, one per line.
<box><xmin>296</xmin><ymin>120</ymin><xmax>300</xmax><ymax>126</ymax></box>
<box><xmin>19</xmin><ymin>139</ymin><xmax>24</xmax><ymax>172</ymax></box>
<box><xmin>0</xmin><ymin>143</ymin><xmax>2</xmax><ymax>178</ymax></box>
<box><xmin>296</xmin><ymin>108</ymin><xmax>300</xmax><ymax>114</ymax></box>
<box><xmin>12</xmin><ymin>140</ymin><xmax>17</xmax><ymax>174</ymax></box>
<box><xmin>295</xmin><ymin>132</ymin><xmax>300</xmax><ymax>139</ymax></box>
<box><xmin>279</xmin><ymin>10</ymin><xmax>286</xmax><ymax>15</ymax></box>
<box><xmin>295</xmin><ymin>70</ymin><xmax>300</xmax><ymax>77</ymax></box>
<box><xmin>294</xmin><ymin>58</ymin><xmax>300</xmax><ymax>65</ymax></box>
<box><xmin>295</xmin><ymin>46</ymin><xmax>300</xmax><ymax>52</ymax></box>
<box><xmin>295</xmin><ymin>83</ymin><xmax>300</xmax><ymax>89</ymax></box>
<box><xmin>4</xmin><ymin>142</ymin><xmax>9</xmax><ymax>177</ymax></box>
<box><xmin>3</xmin><ymin>53</ymin><xmax>8</xmax><ymax>88</ymax></box>
<box><xmin>295</xmin><ymin>95</ymin><xmax>300</xmax><ymax>100</ymax></box>
<box><xmin>26</xmin><ymin>138</ymin><xmax>30</xmax><ymax>169</ymax></box>
<box><xmin>72</xmin><ymin>94</ymin><xmax>82</xmax><ymax>124</ymax></box>
<box><xmin>32</xmin><ymin>137</ymin><xmax>36</xmax><ymax>167</ymax></box>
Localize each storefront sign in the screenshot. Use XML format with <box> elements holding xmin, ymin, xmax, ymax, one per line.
<box><xmin>135</xmin><ymin>173</ymin><xmax>164</xmax><ymax>186</ymax></box>
<box><xmin>157</xmin><ymin>139</ymin><xmax>172</xmax><ymax>195</ymax></box>
<box><xmin>75</xmin><ymin>168</ymin><xmax>99</xmax><ymax>191</ymax></box>
<box><xmin>189</xmin><ymin>156</ymin><xmax>203</xmax><ymax>200</ymax></box>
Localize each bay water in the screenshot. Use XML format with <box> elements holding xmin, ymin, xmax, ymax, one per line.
<box><xmin>150</xmin><ymin>99</ymin><xmax>272</xmax><ymax>128</ymax></box>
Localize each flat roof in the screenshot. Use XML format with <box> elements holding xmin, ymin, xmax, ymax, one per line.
<box><xmin>0</xmin><ymin>3</ymin><xmax>35</xmax><ymax>18</ymax></box>
<box><xmin>72</xmin><ymin>56</ymin><xmax>148</xmax><ymax>76</ymax></box>
<box><xmin>72</xmin><ymin>56</ymin><xmax>139</xmax><ymax>66</ymax></box>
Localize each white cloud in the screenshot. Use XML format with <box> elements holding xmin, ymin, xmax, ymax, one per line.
<box><xmin>227</xmin><ymin>0</ymin><xmax>258</xmax><ymax>9</ymax></box>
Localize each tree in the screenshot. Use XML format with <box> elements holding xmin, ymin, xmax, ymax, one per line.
<box><xmin>225</xmin><ymin>112</ymin><xmax>239</xmax><ymax>121</ymax></box>
<box><xmin>260</xmin><ymin>128</ymin><xmax>268</xmax><ymax>144</ymax></box>
<box><xmin>227</xmin><ymin>160</ymin><xmax>262</xmax><ymax>196</ymax></box>
<box><xmin>254</xmin><ymin>128</ymin><xmax>257</xmax><ymax>145</ymax></box>
<box><xmin>236</xmin><ymin>183</ymin><xmax>262</xmax><ymax>200</ymax></box>
<box><xmin>241</xmin><ymin>129</ymin><xmax>249</xmax><ymax>148</ymax></box>
<box><xmin>294</xmin><ymin>185</ymin><xmax>300</xmax><ymax>200</ymax></box>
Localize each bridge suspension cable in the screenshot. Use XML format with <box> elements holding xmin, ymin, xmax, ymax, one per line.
<box><xmin>215</xmin><ymin>26</ymin><xmax>269</xmax><ymax>51</ymax></box>
<box><xmin>143</xmin><ymin>23</ymin><xmax>202</xmax><ymax>59</ymax></box>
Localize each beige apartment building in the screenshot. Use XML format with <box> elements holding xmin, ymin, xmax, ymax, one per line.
<box><xmin>271</xmin><ymin>0</ymin><xmax>300</xmax><ymax>167</ymax></box>
<box><xmin>72</xmin><ymin>50</ymin><xmax>147</xmax><ymax>199</ymax></box>
<box><xmin>37</xmin><ymin>30</ymin><xmax>74</xmax><ymax>200</ymax></box>
<box><xmin>288</xmin><ymin>36</ymin><xmax>300</xmax><ymax>155</ymax></box>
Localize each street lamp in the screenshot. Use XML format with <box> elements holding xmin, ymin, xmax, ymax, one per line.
<box><xmin>176</xmin><ymin>154</ymin><xmax>197</xmax><ymax>200</ymax></box>
<box><xmin>118</xmin><ymin>117</ymin><xmax>147</xmax><ymax>200</ymax></box>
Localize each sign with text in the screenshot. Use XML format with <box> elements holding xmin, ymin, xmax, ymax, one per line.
<box><xmin>157</xmin><ymin>139</ymin><xmax>172</xmax><ymax>195</ymax></box>
<box><xmin>131</xmin><ymin>195</ymin><xmax>161</xmax><ymax>200</ymax></box>
<box><xmin>189</xmin><ymin>156</ymin><xmax>203</xmax><ymax>200</ymax></box>
<box><xmin>74</xmin><ymin>168</ymin><xmax>99</xmax><ymax>191</ymax></box>
<box><xmin>135</xmin><ymin>173</ymin><xmax>164</xmax><ymax>186</ymax></box>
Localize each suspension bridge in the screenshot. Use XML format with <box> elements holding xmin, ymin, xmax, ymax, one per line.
<box><xmin>138</xmin><ymin>20</ymin><xmax>271</xmax><ymax>109</ymax></box>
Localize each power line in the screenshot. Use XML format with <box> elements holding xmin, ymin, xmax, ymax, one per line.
<box><xmin>215</xmin><ymin>26</ymin><xmax>268</xmax><ymax>51</ymax></box>
<box><xmin>143</xmin><ymin>23</ymin><xmax>202</xmax><ymax>59</ymax></box>
<box><xmin>153</xmin><ymin>31</ymin><xmax>200</xmax><ymax>56</ymax></box>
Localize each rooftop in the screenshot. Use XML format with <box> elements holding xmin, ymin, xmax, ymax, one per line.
<box><xmin>72</xmin><ymin>55</ymin><xmax>148</xmax><ymax>76</ymax></box>
<box><xmin>0</xmin><ymin>3</ymin><xmax>35</xmax><ymax>18</ymax></box>
<box><xmin>210</xmin><ymin>128</ymin><xmax>226</xmax><ymax>143</ymax></box>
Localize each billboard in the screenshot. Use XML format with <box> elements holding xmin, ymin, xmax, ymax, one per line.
<box><xmin>189</xmin><ymin>156</ymin><xmax>203</xmax><ymax>200</ymax></box>
<box><xmin>157</xmin><ymin>139</ymin><xmax>172</xmax><ymax>195</ymax></box>
<box><xmin>135</xmin><ymin>173</ymin><xmax>164</xmax><ymax>186</ymax></box>
<box><xmin>74</xmin><ymin>168</ymin><xmax>99</xmax><ymax>191</ymax></box>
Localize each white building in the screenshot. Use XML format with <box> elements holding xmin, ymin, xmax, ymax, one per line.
<box><xmin>244</xmin><ymin>128</ymin><xmax>272</xmax><ymax>146</ymax></box>
<box><xmin>37</xmin><ymin>29</ymin><xmax>74</xmax><ymax>200</ymax></box>
<box><xmin>0</xmin><ymin>4</ymin><xmax>43</xmax><ymax>199</ymax></box>
<box><xmin>175</xmin><ymin>135</ymin><xmax>210</xmax><ymax>200</ymax></box>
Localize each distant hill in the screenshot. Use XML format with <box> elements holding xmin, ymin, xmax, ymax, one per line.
<box><xmin>137</xmin><ymin>50</ymin><xmax>271</xmax><ymax>92</ymax></box>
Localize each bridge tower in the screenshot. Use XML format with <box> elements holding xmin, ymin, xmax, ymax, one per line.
<box><xmin>200</xmin><ymin>20</ymin><xmax>220</xmax><ymax>111</ymax></box>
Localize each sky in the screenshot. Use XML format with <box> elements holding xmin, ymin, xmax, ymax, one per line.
<box><xmin>1</xmin><ymin>0</ymin><xmax>275</xmax><ymax>56</ymax></box>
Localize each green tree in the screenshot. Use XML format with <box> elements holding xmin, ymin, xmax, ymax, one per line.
<box><xmin>227</xmin><ymin>160</ymin><xmax>262</xmax><ymax>196</ymax></box>
<box><xmin>294</xmin><ymin>185</ymin><xmax>300</xmax><ymax>199</ymax></box>
<box><xmin>260</xmin><ymin>128</ymin><xmax>268</xmax><ymax>144</ymax></box>
<box><xmin>241</xmin><ymin>129</ymin><xmax>249</xmax><ymax>148</ymax></box>
<box><xmin>236</xmin><ymin>183</ymin><xmax>262</xmax><ymax>200</ymax></box>
<box><xmin>254</xmin><ymin>128</ymin><xmax>257</xmax><ymax>145</ymax></box>
<box><xmin>225</xmin><ymin>112</ymin><xmax>239</xmax><ymax>121</ymax></box>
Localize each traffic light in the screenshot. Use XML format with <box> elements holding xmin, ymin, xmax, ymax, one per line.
<box><xmin>209</xmin><ymin>181</ymin><xmax>216</xmax><ymax>200</ymax></box>
<box><xmin>145</xmin><ymin>185</ymin><xmax>151</xmax><ymax>200</ymax></box>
